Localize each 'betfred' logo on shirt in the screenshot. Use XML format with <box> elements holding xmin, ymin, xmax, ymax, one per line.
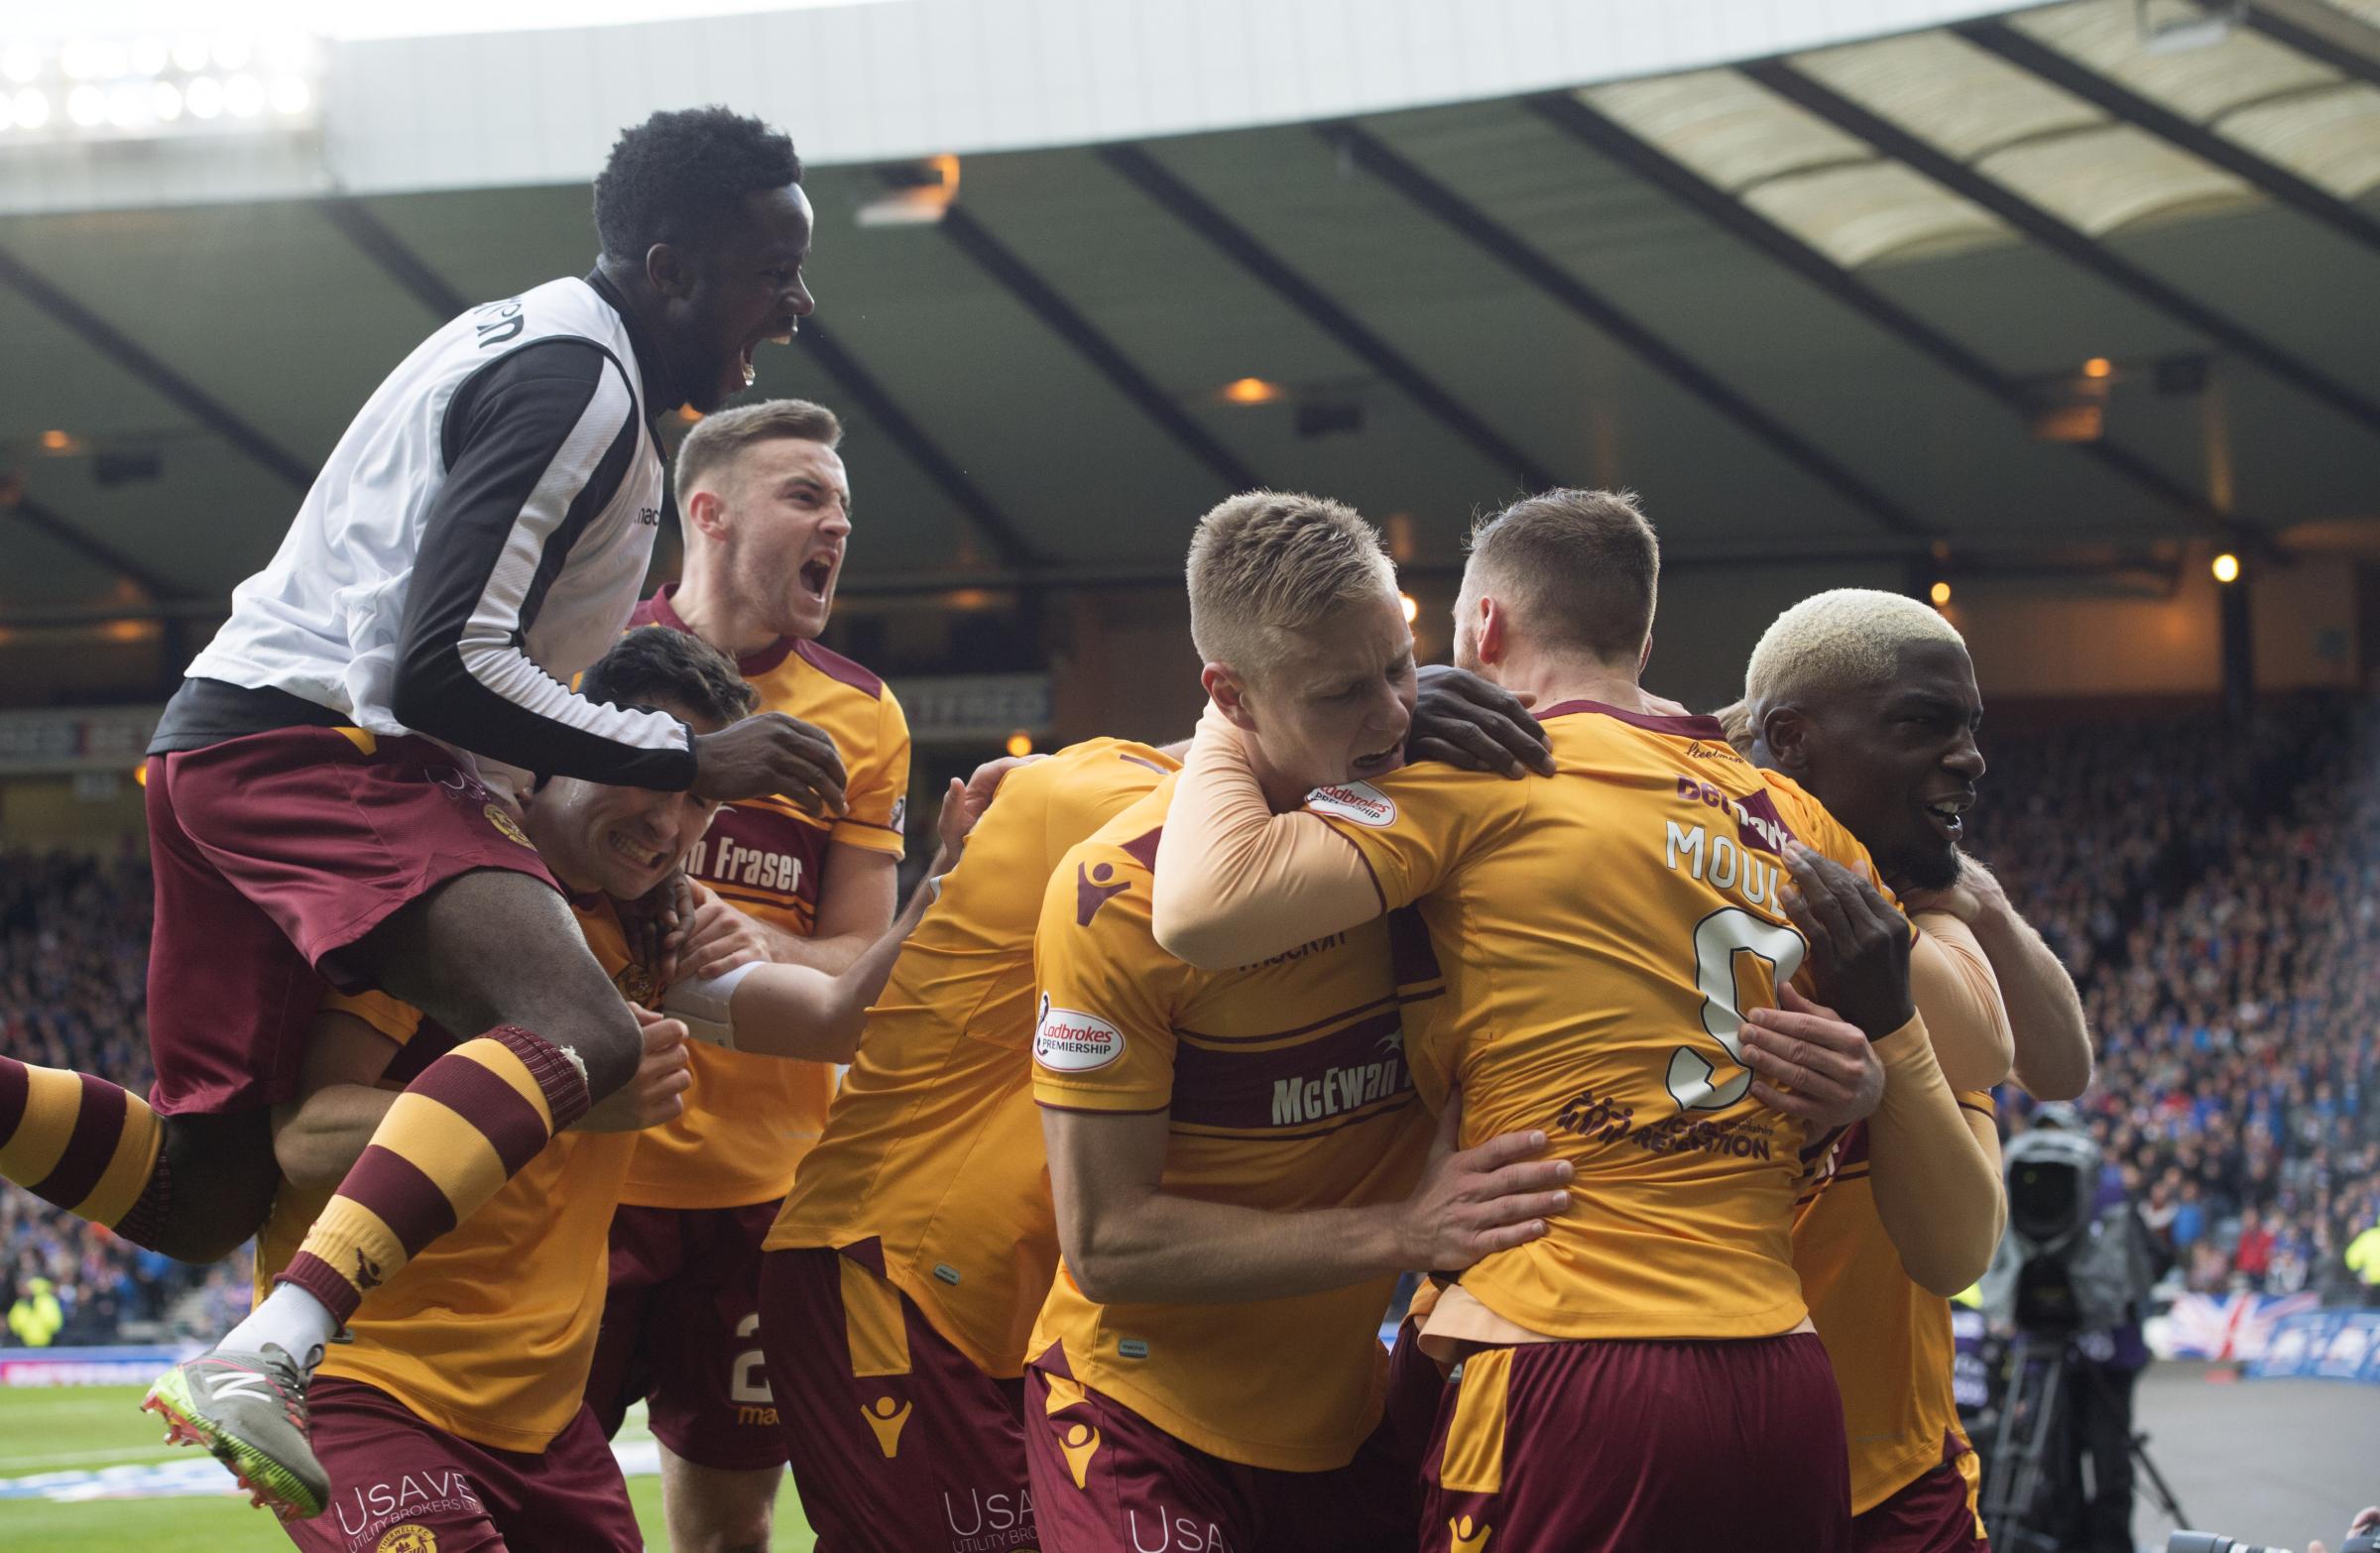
<box><xmin>1306</xmin><ymin>780</ymin><xmax>1395</xmax><ymax>827</ymax></box>
<box><xmin>1034</xmin><ymin>995</ymin><xmax>1125</xmax><ymax>1073</ymax></box>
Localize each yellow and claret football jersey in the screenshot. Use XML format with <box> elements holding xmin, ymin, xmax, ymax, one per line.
<box><xmin>1307</xmin><ymin>701</ymin><xmax>1883</xmax><ymax>1342</ymax></box>
<box><xmin>1796</xmin><ymin>1089</ymin><xmax>1996</xmax><ymax>1511</ymax></box>
<box><xmin>1027</xmin><ymin>777</ymin><xmax>1434</xmax><ymax>1474</ymax></box>
<box><xmin>620</xmin><ymin>586</ymin><xmax>911</xmax><ymax>1209</ymax></box>
<box><xmin>254</xmin><ymin>897</ymin><xmax>648</xmax><ymax>1454</ymax></box>
<box><xmin>766</xmin><ymin>738</ymin><xmax>1180</xmax><ymax>1377</ymax></box>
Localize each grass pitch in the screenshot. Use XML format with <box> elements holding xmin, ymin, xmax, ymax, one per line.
<box><xmin>0</xmin><ymin>1384</ymin><xmax>815</xmax><ymax>1550</ymax></box>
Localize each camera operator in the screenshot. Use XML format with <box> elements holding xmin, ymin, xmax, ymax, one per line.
<box><xmin>2311</xmin><ymin>1505</ymin><xmax>2380</xmax><ymax>1553</ymax></box>
<box><xmin>1981</xmin><ymin>1102</ymin><xmax>2169</xmax><ymax>1553</ymax></box>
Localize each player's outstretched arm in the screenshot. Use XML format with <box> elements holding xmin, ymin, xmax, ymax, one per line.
<box><xmin>1782</xmin><ymin>846</ymin><xmax>2005</xmax><ymax>1294</ymax></box>
<box><xmin>1043</xmin><ymin>1094</ymin><xmax>1570</xmax><ymax>1306</ymax></box>
<box><xmin>664</xmin><ymin>768</ymin><xmax>1008</xmax><ymax>1058</ymax></box>
<box><xmin>1907</xmin><ymin>856</ymin><xmax>2091</xmax><ymax>1102</ymax></box>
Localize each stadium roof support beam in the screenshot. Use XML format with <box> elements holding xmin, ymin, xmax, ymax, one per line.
<box><xmin>4</xmin><ymin>493</ymin><xmax>183</xmax><ymax>602</ymax></box>
<box><xmin>0</xmin><ymin>244</ymin><xmax>315</xmax><ymax>493</ymax></box>
<box><xmin>931</xmin><ymin>204</ymin><xmax>1262</xmax><ymax>495</ymax></box>
<box><xmin>1740</xmin><ymin>59</ymin><xmax>2380</xmax><ymax>442</ymax></box>
<box><xmin>317</xmin><ymin>196</ymin><xmax>470</xmax><ymax>320</ymax></box>
<box><xmin>1959</xmin><ymin>19</ymin><xmax>2380</xmax><ymax>259</ymax></box>
<box><xmin>2242</xmin><ymin>1</ymin><xmax>2380</xmax><ymax>91</ymax></box>
<box><xmin>1095</xmin><ymin>142</ymin><xmax>1560</xmax><ymax>495</ymax></box>
<box><xmin>796</xmin><ymin>316</ymin><xmax>1044</xmax><ymax>569</ymax></box>
<box><xmin>1317</xmin><ymin>119</ymin><xmax>1932</xmax><ymax>540</ymax></box>
<box><xmin>1523</xmin><ymin>91</ymin><xmax>2237</xmax><ymax>538</ymax></box>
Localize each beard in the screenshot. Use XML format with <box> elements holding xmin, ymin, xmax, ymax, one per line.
<box><xmin>1892</xmin><ymin>838</ymin><xmax>1964</xmax><ymax>894</ymax></box>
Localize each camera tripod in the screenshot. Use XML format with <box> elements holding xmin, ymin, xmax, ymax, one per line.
<box><xmin>1980</xmin><ymin>1330</ymin><xmax>2192</xmax><ymax>1553</ymax></box>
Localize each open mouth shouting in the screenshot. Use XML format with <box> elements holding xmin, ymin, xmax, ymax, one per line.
<box><xmin>798</xmin><ymin>546</ymin><xmax>840</xmax><ymax>606</ymax></box>
<box><xmin>1920</xmin><ymin>788</ymin><xmax>1973</xmax><ymax>845</ymax></box>
<box><xmin>737</xmin><ymin>321</ymin><xmax>800</xmax><ymax>391</ymax></box>
<box><xmin>1349</xmin><ymin>741</ymin><xmax>1403</xmax><ymax>780</ymax></box>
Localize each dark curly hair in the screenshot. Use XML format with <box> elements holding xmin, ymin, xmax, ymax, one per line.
<box><xmin>583</xmin><ymin>626</ymin><xmax>759</xmax><ymax>728</ymax></box>
<box><xmin>593</xmin><ymin>107</ymin><xmax>803</xmax><ymax>263</ymax></box>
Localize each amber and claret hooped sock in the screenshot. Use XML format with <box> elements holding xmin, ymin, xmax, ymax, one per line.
<box><xmin>271</xmin><ymin>1023</ymin><xmax>591</xmax><ymax>1327</ymax></box>
<box><xmin>0</xmin><ymin>1057</ymin><xmax>170</xmax><ymax>1243</ymax></box>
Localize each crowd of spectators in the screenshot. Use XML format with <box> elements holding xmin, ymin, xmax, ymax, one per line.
<box><xmin>0</xmin><ymin>850</ymin><xmax>250</xmax><ymax>1347</ymax></box>
<box><xmin>1981</xmin><ymin>693</ymin><xmax>2379</xmax><ymax>1302</ymax></box>
<box><xmin>2</xmin><ymin>693</ymin><xmax>2375</xmax><ymax>1344</ymax></box>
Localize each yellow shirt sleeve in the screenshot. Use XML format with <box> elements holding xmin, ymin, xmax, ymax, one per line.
<box><xmin>830</xmin><ymin>686</ymin><xmax>912</xmax><ymax>859</ymax></box>
<box><xmin>1031</xmin><ymin>849</ymin><xmax>1187</xmax><ymax>1115</ymax></box>
<box><xmin>1910</xmin><ymin>911</ymin><xmax>2016</xmax><ymax>1094</ymax></box>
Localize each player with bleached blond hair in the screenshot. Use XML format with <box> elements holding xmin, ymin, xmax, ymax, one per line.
<box><xmin>1020</xmin><ymin>491</ymin><xmax>1574</xmax><ymax>1553</ymax></box>
<box><xmin>1733</xmin><ymin>587</ymin><xmax>2091</xmax><ymax>1553</ymax></box>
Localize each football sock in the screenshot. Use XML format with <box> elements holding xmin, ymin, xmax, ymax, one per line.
<box><xmin>271</xmin><ymin>1025</ymin><xmax>589</xmax><ymax>1325</ymax></box>
<box><xmin>217</xmin><ymin>1283</ymin><xmax>338</xmax><ymax>1370</ymax></box>
<box><xmin>0</xmin><ymin>1057</ymin><xmax>169</xmax><ymax>1242</ymax></box>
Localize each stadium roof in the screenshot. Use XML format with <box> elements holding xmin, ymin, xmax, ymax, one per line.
<box><xmin>2</xmin><ymin>0</ymin><xmax>2377</xmax><ymax>629</ymax></box>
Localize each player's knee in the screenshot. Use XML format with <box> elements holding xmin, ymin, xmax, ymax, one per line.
<box><xmin>551</xmin><ymin>990</ymin><xmax>643</xmax><ymax>1098</ymax></box>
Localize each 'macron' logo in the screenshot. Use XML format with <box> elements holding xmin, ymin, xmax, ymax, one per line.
<box><xmin>1076</xmin><ymin>862</ymin><xmax>1130</xmax><ymax>925</ymax></box>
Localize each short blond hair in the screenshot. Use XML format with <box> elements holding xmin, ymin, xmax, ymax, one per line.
<box><xmin>1186</xmin><ymin>491</ymin><xmax>1396</xmax><ymax>680</ymax></box>
<box><xmin>1744</xmin><ymin>588</ymin><xmax>1966</xmax><ymax>707</ymax></box>
<box><xmin>1461</xmin><ymin>488</ymin><xmax>1659</xmax><ymax>663</ymax></box>
<box><xmin>673</xmin><ymin>398</ymin><xmax>842</xmax><ymax>507</ymax></box>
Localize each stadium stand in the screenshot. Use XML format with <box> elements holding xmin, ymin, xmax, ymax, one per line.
<box><xmin>1</xmin><ymin>692</ymin><xmax>2373</xmax><ymax>1341</ymax></box>
<box><xmin>0</xmin><ymin>851</ymin><xmax>250</xmax><ymax>1346</ymax></box>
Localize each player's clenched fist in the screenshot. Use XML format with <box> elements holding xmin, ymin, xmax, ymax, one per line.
<box><xmin>580</xmin><ymin>1006</ymin><xmax>693</xmax><ymax>1132</ymax></box>
<box><xmin>690</xmin><ymin>709</ymin><xmax>848</xmax><ymax>812</ymax></box>
<box><xmin>1396</xmin><ymin>1091</ymin><xmax>1575</xmax><ymax>1273</ymax></box>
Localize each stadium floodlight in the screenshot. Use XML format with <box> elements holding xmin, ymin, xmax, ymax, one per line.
<box><xmin>0</xmin><ymin>27</ymin><xmax>319</xmax><ymax>144</ymax></box>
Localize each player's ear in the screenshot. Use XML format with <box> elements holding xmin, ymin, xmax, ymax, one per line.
<box><xmin>647</xmin><ymin>242</ymin><xmax>695</xmax><ymax>301</ymax></box>
<box><xmin>1761</xmin><ymin>702</ymin><xmax>1813</xmax><ymax>775</ymax></box>
<box><xmin>683</xmin><ymin>488</ymin><xmax>729</xmax><ymax>542</ymax></box>
<box><xmin>1475</xmin><ymin>596</ymin><xmax>1507</xmax><ymax>668</ymax></box>
<box><xmin>1203</xmin><ymin>663</ymin><xmax>1257</xmax><ymax>731</ymax></box>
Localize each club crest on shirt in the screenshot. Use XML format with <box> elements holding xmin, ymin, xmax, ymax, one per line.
<box><xmin>1033</xmin><ymin>994</ymin><xmax>1125</xmax><ymax>1073</ymax></box>
<box><xmin>379</xmin><ymin>1525</ymin><xmax>438</xmax><ymax>1553</ymax></box>
<box><xmin>1305</xmin><ymin>780</ymin><xmax>1395</xmax><ymax>827</ymax></box>
<box><xmin>482</xmin><ymin>802</ymin><xmax>534</xmax><ymax>848</ymax></box>
<box><xmin>613</xmin><ymin>963</ymin><xmax>657</xmax><ymax>1008</ymax></box>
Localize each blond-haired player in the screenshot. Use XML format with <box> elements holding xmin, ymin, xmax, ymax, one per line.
<box><xmin>587</xmin><ymin>399</ymin><xmax>911</xmax><ymax>1553</ymax></box>
<box><xmin>1735</xmin><ymin>588</ymin><xmax>2091</xmax><ymax>1553</ymax></box>
<box><xmin>1022</xmin><ymin>492</ymin><xmax>1574</xmax><ymax>1553</ymax></box>
<box><xmin>1152</xmin><ymin>490</ymin><xmax>2002</xmax><ymax>1552</ymax></box>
